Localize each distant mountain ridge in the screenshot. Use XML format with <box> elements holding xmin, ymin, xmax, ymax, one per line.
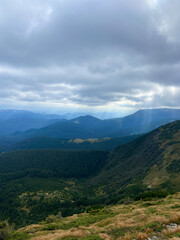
<box><xmin>13</xmin><ymin>108</ymin><xmax>180</xmax><ymax>139</ymax></box>
<box><xmin>0</xmin><ymin>108</ymin><xmax>180</xmax><ymax>154</ymax></box>
<box><xmin>0</xmin><ymin>109</ymin><xmax>66</xmax><ymax>136</ymax></box>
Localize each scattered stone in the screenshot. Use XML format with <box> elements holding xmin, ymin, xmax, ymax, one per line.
<box><xmin>166</xmin><ymin>223</ymin><xmax>178</xmax><ymax>230</ymax></box>
<box><xmin>152</xmin><ymin>236</ymin><xmax>158</xmax><ymax>240</ymax></box>
<box><xmin>144</xmin><ymin>236</ymin><xmax>158</xmax><ymax>240</ymax></box>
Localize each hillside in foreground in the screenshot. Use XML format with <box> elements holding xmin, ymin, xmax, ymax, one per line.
<box><xmin>7</xmin><ymin>192</ymin><xmax>180</xmax><ymax>240</ymax></box>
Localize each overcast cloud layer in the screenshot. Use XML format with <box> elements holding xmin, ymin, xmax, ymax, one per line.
<box><xmin>0</xmin><ymin>0</ymin><xmax>180</xmax><ymax>114</ymax></box>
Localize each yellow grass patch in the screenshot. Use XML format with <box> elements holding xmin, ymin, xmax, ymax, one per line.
<box><xmin>31</xmin><ymin>228</ymin><xmax>90</xmax><ymax>240</ymax></box>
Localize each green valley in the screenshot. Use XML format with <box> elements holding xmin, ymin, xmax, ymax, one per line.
<box><xmin>0</xmin><ymin>121</ymin><xmax>179</xmax><ymax>234</ymax></box>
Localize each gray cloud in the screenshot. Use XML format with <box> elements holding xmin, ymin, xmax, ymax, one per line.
<box><xmin>0</xmin><ymin>0</ymin><xmax>180</xmax><ymax>113</ymax></box>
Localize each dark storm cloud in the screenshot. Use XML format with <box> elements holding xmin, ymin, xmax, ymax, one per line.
<box><xmin>0</xmin><ymin>0</ymin><xmax>180</xmax><ymax>110</ymax></box>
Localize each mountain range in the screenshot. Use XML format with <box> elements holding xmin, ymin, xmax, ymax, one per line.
<box><xmin>0</xmin><ymin>109</ymin><xmax>66</xmax><ymax>136</ymax></box>
<box><xmin>10</xmin><ymin>108</ymin><xmax>180</xmax><ymax>139</ymax></box>
<box><xmin>0</xmin><ymin>108</ymin><xmax>179</xmax><ymax>137</ymax></box>
<box><xmin>0</xmin><ymin>108</ymin><xmax>179</xmax><ymax>153</ymax></box>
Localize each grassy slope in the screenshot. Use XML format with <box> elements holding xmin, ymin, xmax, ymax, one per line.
<box><xmin>9</xmin><ymin>192</ymin><xmax>180</xmax><ymax>240</ymax></box>
<box><xmin>90</xmin><ymin>121</ymin><xmax>180</xmax><ymax>193</ymax></box>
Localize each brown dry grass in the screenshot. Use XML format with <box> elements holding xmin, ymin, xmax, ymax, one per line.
<box><xmin>31</xmin><ymin>228</ymin><xmax>90</xmax><ymax>240</ymax></box>
<box><xmin>162</xmin><ymin>226</ymin><xmax>180</xmax><ymax>236</ymax></box>
<box><xmin>165</xmin><ymin>214</ymin><xmax>180</xmax><ymax>224</ymax></box>
<box><xmin>137</xmin><ymin>232</ymin><xmax>148</xmax><ymax>240</ymax></box>
<box><xmin>14</xmin><ymin>192</ymin><xmax>180</xmax><ymax>240</ymax></box>
<box><xmin>18</xmin><ymin>224</ymin><xmax>42</xmax><ymax>232</ymax></box>
<box><xmin>99</xmin><ymin>233</ymin><xmax>112</xmax><ymax>240</ymax></box>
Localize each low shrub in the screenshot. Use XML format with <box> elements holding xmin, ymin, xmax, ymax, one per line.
<box><xmin>86</xmin><ymin>206</ymin><xmax>105</xmax><ymax>215</ymax></box>
<box><xmin>0</xmin><ymin>221</ymin><xmax>13</xmax><ymax>240</ymax></box>
<box><xmin>134</xmin><ymin>190</ymin><xmax>168</xmax><ymax>201</ymax></box>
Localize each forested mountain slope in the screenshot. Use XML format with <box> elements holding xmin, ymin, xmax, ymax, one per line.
<box><xmin>0</xmin><ymin>150</ymin><xmax>108</xmax><ymax>179</ymax></box>
<box><xmin>91</xmin><ymin>121</ymin><xmax>180</xmax><ymax>193</ymax></box>
<box><xmin>0</xmin><ymin>135</ymin><xmax>141</xmax><ymax>152</ymax></box>
<box><xmin>0</xmin><ymin>121</ymin><xmax>179</xmax><ymax>227</ymax></box>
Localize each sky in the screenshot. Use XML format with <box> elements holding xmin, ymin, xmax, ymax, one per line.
<box><xmin>0</xmin><ymin>0</ymin><xmax>180</xmax><ymax>117</ymax></box>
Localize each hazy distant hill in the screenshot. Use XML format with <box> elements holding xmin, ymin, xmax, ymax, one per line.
<box><xmin>104</xmin><ymin>108</ymin><xmax>180</xmax><ymax>133</ymax></box>
<box><xmin>72</xmin><ymin>115</ymin><xmax>102</xmax><ymax>129</ymax></box>
<box><xmin>14</xmin><ymin>108</ymin><xmax>180</xmax><ymax>139</ymax></box>
<box><xmin>0</xmin><ymin>109</ymin><xmax>66</xmax><ymax>136</ymax></box>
